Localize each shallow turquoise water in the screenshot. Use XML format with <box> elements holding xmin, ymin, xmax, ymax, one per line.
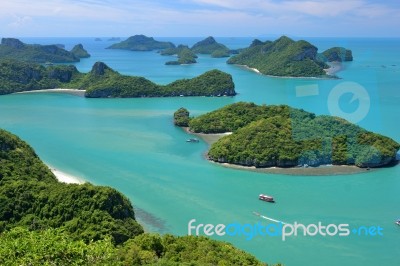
<box><xmin>0</xmin><ymin>37</ymin><xmax>399</xmax><ymax>265</ymax></box>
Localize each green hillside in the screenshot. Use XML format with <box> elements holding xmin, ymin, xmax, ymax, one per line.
<box><xmin>186</xmin><ymin>102</ymin><xmax>399</xmax><ymax>168</ymax></box>
<box><xmin>0</xmin><ymin>128</ymin><xmax>270</xmax><ymax>265</ymax></box>
<box><xmin>191</xmin><ymin>36</ymin><xmax>230</xmax><ymax>57</ymax></box>
<box><xmin>227</xmin><ymin>36</ymin><xmax>353</xmax><ymax>77</ymax></box>
<box><xmin>0</xmin><ymin>60</ymin><xmax>236</xmax><ymax>97</ymax></box>
<box><xmin>0</xmin><ymin>38</ymin><xmax>85</xmax><ymax>63</ymax></box>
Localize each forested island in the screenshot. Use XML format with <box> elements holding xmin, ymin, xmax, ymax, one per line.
<box><xmin>227</xmin><ymin>36</ymin><xmax>353</xmax><ymax>78</ymax></box>
<box><xmin>0</xmin><ymin>60</ymin><xmax>236</xmax><ymax>97</ymax></box>
<box><xmin>175</xmin><ymin>102</ymin><xmax>399</xmax><ymax>168</ymax></box>
<box><xmin>161</xmin><ymin>45</ymin><xmax>198</xmax><ymax>65</ymax></box>
<box><xmin>0</xmin><ymin>128</ymin><xmax>270</xmax><ymax>265</ymax></box>
<box><xmin>107</xmin><ymin>35</ymin><xmax>175</xmax><ymax>51</ymax></box>
<box><xmin>0</xmin><ymin>38</ymin><xmax>90</xmax><ymax>63</ymax></box>
<box><xmin>190</xmin><ymin>36</ymin><xmax>231</xmax><ymax>58</ymax></box>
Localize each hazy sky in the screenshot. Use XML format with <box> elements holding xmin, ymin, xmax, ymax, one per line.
<box><xmin>1</xmin><ymin>0</ymin><xmax>399</xmax><ymax>37</ymax></box>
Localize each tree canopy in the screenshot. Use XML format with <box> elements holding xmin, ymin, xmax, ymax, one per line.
<box><xmin>186</xmin><ymin>102</ymin><xmax>399</xmax><ymax>168</ymax></box>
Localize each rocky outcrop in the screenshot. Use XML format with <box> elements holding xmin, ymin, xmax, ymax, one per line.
<box><xmin>1</xmin><ymin>38</ymin><xmax>25</xmax><ymax>49</ymax></box>
<box><xmin>71</xmin><ymin>44</ymin><xmax>90</xmax><ymax>58</ymax></box>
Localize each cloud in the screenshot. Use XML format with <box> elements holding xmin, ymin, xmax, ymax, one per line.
<box><xmin>7</xmin><ymin>14</ymin><xmax>32</xmax><ymax>28</ymax></box>
<box><xmin>0</xmin><ymin>0</ymin><xmax>398</xmax><ymax>37</ymax></box>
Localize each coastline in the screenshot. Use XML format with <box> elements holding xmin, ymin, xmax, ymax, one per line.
<box><xmin>49</xmin><ymin>166</ymin><xmax>86</xmax><ymax>184</ymax></box>
<box><xmin>238</xmin><ymin>64</ymin><xmax>341</xmax><ymax>79</ymax></box>
<box><xmin>214</xmin><ymin>161</ymin><xmax>369</xmax><ymax>176</ymax></box>
<box><xmin>15</xmin><ymin>88</ymin><xmax>86</xmax><ymax>97</ymax></box>
<box><xmin>182</xmin><ymin>127</ymin><xmax>369</xmax><ymax>176</ymax></box>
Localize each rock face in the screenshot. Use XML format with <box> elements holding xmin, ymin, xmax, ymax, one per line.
<box><xmin>90</xmin><ymin>61</ymin><xmax>109</xmax><ymax>76</ymax></box>
<box><xmin>107</xmin><ymin>35</ymin><xmax>175</xmax><ymax>51</ymax></box>
<box><xmin>1</xmin><ymin>38</ymin><xmax>25</xmax><ymax>49</ymax></box>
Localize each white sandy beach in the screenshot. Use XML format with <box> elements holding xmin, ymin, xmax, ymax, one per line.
<box><xmin>15</xmin><ymin>88</ymin><xmax>86</xmax><ymax>96</ymax></box>
<box><xmin>50</xmin><ymin>167</ymin><xmax>85</xmax><ymax>184</ymax></box>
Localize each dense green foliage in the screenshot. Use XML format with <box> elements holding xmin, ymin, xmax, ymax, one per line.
<box><xmin>0</xmin><ymin>129</ymin><xmax>143</xmax><ymax>244</ymax></box>
<box><xmin>71</xmin><ymin>43</ymin><xmax>91</xmax><ymax>58</ymax></box>
<box><xmin>187</xmin><ymin>102</ymin><xmax>399</xmax><ymax>168</ymax></box>
<box><xmin>0</xmin><ymin>229</ymin><xmax>269</xmax><ymax>266</ymax></box>
<box><xmin>191</xmin><ymin>36</ymin><xmax>230</xmax><ymax>57</ymax></box>
<box><xmin>83</xmin><ymin>63</ymin><xmax>235</xmax><ymax>97</ymax></box>
<box><xmin>107</xmin><ymin>35</ymin><xmax>175</xmax><ymax>51</ymax></box>
<box><xmin>0</xmin><ymin>38</ymin><xmax>81</xmax><ymax>63</ymax></box>
<box><xmin>0</xmin><ymin>227</ymin><xmax>117</xmax><ymax>265</ymax></box>
<box><xmin>163</xmin><ymin>45</ymin><xmax>198</xmax><ymax>65</ymax></box>
<box><xmin>320</xmin><ymin>47</ymin><xmax>353</xmax><ymax>62</ymax></box>
<box><xmin>118</xmin><ymin>233</ymin><xmax>267</xmax><ymax>266</ymax></box>
<box><xmin>0</xmin><ymin>60</ymin><xmax>235</xmax><ymax>97</ymax></box>
<box><xmin>173</xmin><ymin>108</ymin><xmax>190</xmax><ymax>126</ymax></box>
<box><xmin>227</xmin><ymin>36</ymin><xmax>333</xmax><ymax>77</ymax></box>
<box><xmin>0</xmin><ymin>128</ymin><xmax>270</xmax><ymax>265</ymax></box>
<box><xmin>0</xmin><ymin>59</ymin><xmax>82</xmax><ymax>95</ymax></box>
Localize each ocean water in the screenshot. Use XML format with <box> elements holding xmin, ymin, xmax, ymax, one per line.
<box><xmin>0</xmin><ymin>37</ymin><xmax>399</xmax><ymax>265</ymax></box>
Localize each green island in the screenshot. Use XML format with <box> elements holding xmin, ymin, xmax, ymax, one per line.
<box><xmin>0</xmin><ymin>38</ymin><xmax>90</xmax><ymax>63</ymax></box>
<box><xmin>175</xmin><ymin>102</ymin><xmax>399</xmax><ymax>168</ymax></box>
<box><xmin>190</xmin><ymin>36</ymin><xmax>231</xmax><ymax>58</ymax></box>
<box><xmin>162</xmin><ymin>45</ymin><xmax>198</xmax><ymax>65</ymax></box>
<box><xmin>0</xmin><ymin>60</ymin><xmax>236</xmax><ymax>97</ymax></box>
<box><xmin>107</xmin><ymin>35</ymin><xmax>175</xmax><ymax>51</ymax></box>
<box><xmin>0</xmin><ymin>128</ymin><xmax>273</xmax><ymax>265</ymax></box>
<box><xmin>70</xmin><ymin>43</ymin><xmax>91</xmax><ymax>58</ymax></box>
<box><xmin>227</xmin><ymin>36</ymin><xmax>353</xmax><ymax>78</ymax></box>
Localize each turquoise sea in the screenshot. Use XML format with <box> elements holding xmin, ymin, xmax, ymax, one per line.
<box><xmin>0</xmin><ymin>37</ymin><xmax>399</xmax><ymax>265</ymax></box>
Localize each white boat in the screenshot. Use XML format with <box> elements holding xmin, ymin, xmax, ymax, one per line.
<box><xmin>259</xmin><ymin>194</ymin><xmax>275</xmax><ymax>203</ymax></box>
<box><xmin>186</xmin><ymin>138</ymin><xmax>199</xmax><ymax>143</ymax></box>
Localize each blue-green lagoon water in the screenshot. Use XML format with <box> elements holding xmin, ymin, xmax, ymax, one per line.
<box><xmin>0</xmin><ymin>37</ymin><xmax>399</xmax><ymax>265</ymax></box>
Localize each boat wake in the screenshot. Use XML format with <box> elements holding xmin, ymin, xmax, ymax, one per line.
<box><xmin>252</xmin><ymin>211</ymin><xmax>289</xmax><ymax>225</ymax></box>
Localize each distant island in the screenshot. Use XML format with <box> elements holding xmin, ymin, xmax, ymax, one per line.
<box><xmin>106</xmin><ymin>35</ymin><xmax>175</xmax><ymax>51</ymax></box>
<box><xmin>0</xmin><ymin>128</ymin><xmax>268</xmax><ymax>265</ymax></box>
<box><xmin>162</xmin><ymin>45</ymin><xmax>198</xmax><ymax>65</ymax></box>
<box><xmin>176</xmin><ymin>102</ymin><xmax>399</xmax><ymax>169</ymax></box>
<box><xmin>107</xmin><ymin>37</ymin><xmax>121</xmax><ymax>41</ymax></box>
<box><xmin>70</xmin><ymin>43</ymin><xmax>90</xmax><ymax>58</ymax></box>
<box><xmin>0</xmin><ymin>38</ymin><xmax>90</xmax><ymax>63</ymax></box>
<box><xmin>190</xmin><ymin>36</ymin><xmax>231</xmax><ymax>58</ymax></box>
<box><xmin>227</xmin><ymin>36</ymin><xmax>353</xmax><ymax>78</ymax></box>
<box><xmin>0</xmin><ymin>60</ymin><xmax>235</xmax><ymax>97</ymax></box>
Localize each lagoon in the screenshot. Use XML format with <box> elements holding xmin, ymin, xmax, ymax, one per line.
<box><xmin>0</xmin><ymin>37</ymin><xmax>399</xmax><ymax>265</ymax></box>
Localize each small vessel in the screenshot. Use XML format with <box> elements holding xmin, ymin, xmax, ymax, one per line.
<box><xmin>259</xmin><ymin>194</ymin><xmax>275</xmax><ymax>203</ymax></box>
<box><xmin>396</xmin><ymin>219</ymin><xmax>400</xmax><ymax>226</ymax></box>
<box><xmin>186</xmin><ymin>138</ymin><xmax>199</xmax><ymax>143</ymax></box>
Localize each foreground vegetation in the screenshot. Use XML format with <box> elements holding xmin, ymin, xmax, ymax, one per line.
<box><xmin>0</xmin><ymin>38</ymin><xmax>90</xmax><ymax>63</ymax></box>
<box><xmin>227</xmin><ymin>36</ymin><xmax>353</xmax><ymax>77</ymax></box>
<box><xmin>0</xmin><ymin>60</ymin><xmax>236</xmax><ymax>97</ymax></box>
<box><xmin>0</xmin><ymin>128</ymin><xmax>270</xmax><ymax>265</ymax></box>
<box><xmin>184</xmin><ymin>102</ymin><xmax>399</xmax><ymax>168</ymax></box>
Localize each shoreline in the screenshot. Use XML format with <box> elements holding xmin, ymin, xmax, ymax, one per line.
<box><xmin>214</xmin><ymin>161</ymin><xmax>369</xmax><ymax>176</ymax></box>
<box><xmin>15</xmin><ymin>88</ymin><xmax>86</xmax><ymax>97</ymax></box>
<box><xmin>238</xmin><ymin>64</ymin><xmax>341</xmax><ymax>79</ymax></box>
<box><xmin>49</xmin><ymin>166</ymin><xmax>86</xmax><ymax>184</ymax></box>
<box><xmin>182</xmin><ymin>127</ymin><xmax>370</xmax><ymax>176</ymax></box>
